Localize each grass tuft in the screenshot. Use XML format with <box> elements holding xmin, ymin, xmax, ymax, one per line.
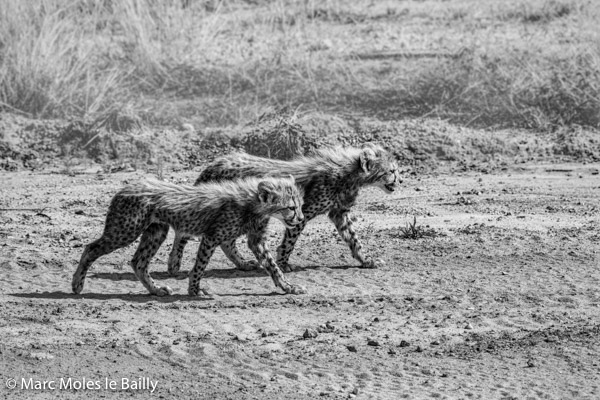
<box><xmin>398</xmin><ymin>216</ymin><xmax>442</xmax><ymax>240</ymax></box>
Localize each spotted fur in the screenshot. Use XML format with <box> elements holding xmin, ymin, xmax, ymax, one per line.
<box><xmin>72</xmin><ymin>177</ymin><xmax>306</xmax><ymax>296</ymax></box>
<box><xmin>168</xmin><ymin>144</ymin><xmax>401</xmax><ymax>274</ymax></box>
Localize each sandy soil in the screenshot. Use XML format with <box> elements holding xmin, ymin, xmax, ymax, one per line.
<box><xmin>0</xmin><ymin>162</ymin><xmax>599</xmax><ymax>399</ymax></box>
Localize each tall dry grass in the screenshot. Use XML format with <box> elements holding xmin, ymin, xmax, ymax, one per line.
<box><xmin>0</xmin><ymin>0</ymin><xmax>598</xmax><ymax>130</ymax></box>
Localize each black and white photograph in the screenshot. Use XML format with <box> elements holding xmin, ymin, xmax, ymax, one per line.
<box><xmin>1</xmin><ymin>0</ymin><xmax>599</xmax><ymax>398</ymax></box>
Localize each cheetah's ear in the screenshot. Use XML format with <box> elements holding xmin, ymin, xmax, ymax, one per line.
<box><xmin>258</xmin><ymin>180</ymin><xmax>276</xmax><ymax>203</ymax></box>
<box><xmin>359</xmin><ymin>148</ymin><xmax>377</xmax><ymax>173</ymax></box>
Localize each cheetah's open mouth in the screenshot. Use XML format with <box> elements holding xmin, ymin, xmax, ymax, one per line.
<box><xmin>384</xmin><ymin>183</ymin><xmax>396</xmax><ymax>192</ymax></box>
<box><xmin>283</xmin><ymin>219</ymin><xmax>300</xmax><ymax>228</ymax></box>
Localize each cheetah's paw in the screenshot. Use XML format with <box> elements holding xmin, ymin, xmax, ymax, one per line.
<box><xmin>361</xmin><ymin>258</ymin><xmax>384</xmax><ymax>269</ymax></box>
<box><xmin>155</xmin><ymin>286</ymin><xmax>174</xmax><ymax>296</ymax></box>
<box><xmin>278</xmin><ymin>262</ymin><xmax>295</xmax><ymax>273</ymax></box>
<box><xmin>188</xmin><ymin>286</ymin><xmax>217</xmax><ymax>298</ymax></box>
<box><xmin>72</xmin><ymin>282</ymin><xmax>84</xmax><ymax>294</ymax></box>
<box><xmin>167</xmin><ymin>264</ymin><xmax>181</xmax><ymax>276</ymax></box>
<box><xmin>285</xmin><ymin>284</ymin><xmax>307</xmax><ymax>295</ymax></box>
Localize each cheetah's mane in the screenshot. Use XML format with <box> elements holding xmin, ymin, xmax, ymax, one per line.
<box><xmin>221</xmin><ymin>145</ymin><xmax>390</xmax><ymax>185</ymax></box>
<box><xmin>118</xmin><ymin>176</ymin><xmax>298</xmax><ymax>214</ymax></box>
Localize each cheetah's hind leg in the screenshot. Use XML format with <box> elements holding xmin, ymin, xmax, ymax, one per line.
<box><xmin>72</xmin><ymin>235</ymin><xmax>131</xmax><ymax>294</ymax></box>
<box><xmin>221</xmin><ymin>239</ymin><xmax>261</xmax><ymax>271</ymax></box>
<box><xmin>131</xmin><ymin>223</ymin><xmax>173</xmax><ymax>296</ymax></box>
<box><xmin>168</xmin><ymin>231</ymin><xmax>190</xmax><ymax>276</ymax></box>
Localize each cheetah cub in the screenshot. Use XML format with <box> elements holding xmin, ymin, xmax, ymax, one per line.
<box><xmin>71</xmin><ymin>176</ymin><xmax>306</xmax><ymax>297</ymax></box>
<box><xmin>168</xmin><ymin>144</ymin><xmax>401</xmax><ymax>274</ymax></box>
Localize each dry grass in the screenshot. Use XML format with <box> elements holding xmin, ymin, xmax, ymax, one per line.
<box><xmin>0</xmin><ymin>0</ymin><xmax>598</xmax><ymax>130</ymax></box>
<box><xmin>397</xmin><ymin>216</ymin><xmax>443</xmax><ymax>240</ymax></box>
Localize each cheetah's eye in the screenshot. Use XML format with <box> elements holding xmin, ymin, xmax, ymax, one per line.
<box><xmin>288</xmin><ymin>207</ymin><xmax>296</xmax><ymax>211</ymax></box>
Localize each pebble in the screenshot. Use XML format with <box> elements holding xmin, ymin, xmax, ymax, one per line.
<box><xmin>399</xmin><ymin>340</ymin><xmax>410</xmax><ymax>347</ymax></box>
<box><xmin>346</xmin><ymin>345</ymin><xmax>357</xmax><ymax>352</ymax></box>
<box><xmin>465</xmin><ymin>323</ymin><xmax>473</xmax><ymax>330</ymax></box>
<box><xmin>416</xmin><ymin>346</ymin><xmax>423</xmax><ymax>352</ymax></box>
<box><xmin>317</xmin><ymin>324</ymin><xmax>335</xmax><ymax>333</ymax></box>
<box><xmin>29</xmin><ymin>352</ymin><xmax>54</xmax><ymax>360</ymax></box>
<box><xmin>234</xmin><ymin>334</ymin><xmax>247</xmax><ymax>342</ymax></box>
<box><xmin>303</xmin><ymin>328</ymin><xmax>318</xmax><ymax>339</ymax></box>
<box><xmin>367</xmin><ymin>339</ymin><xmax>380</xmax><ymax>347</ymax></box>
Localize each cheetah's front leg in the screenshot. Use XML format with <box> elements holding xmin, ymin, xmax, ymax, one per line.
<box><xmin>276</xmin><ymin>219</ymin><xmax>309</xmax><ymax>272</ymax></box>
<box><xmin>249</xmin><ymin>231</ymin><xmax>306</xmax><ymax>295</ymax></box>
<box><xmin>188</xmin><ymin>237</ymin><xmax>218</xmax><ymax>297</ymax></box>
<box><xmin>131</xmin><ymin>223</ymin><xmax>173</xmax><ymax>296</ymax></box>
<box><xmin>328</xmin><ymin>208</ymin><xmax>380</xmax><ymax>269</ymax></box>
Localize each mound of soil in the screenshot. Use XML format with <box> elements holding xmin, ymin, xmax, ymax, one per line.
<box><xmin>2</xmin><ymin>111</ymin><xmax>599</xmax><ymax>173</ymax></box>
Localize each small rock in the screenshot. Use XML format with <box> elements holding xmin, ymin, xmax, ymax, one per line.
<box><xmin>465</xmin><ymin>323</ymin><xmax>473</xmax><ymax>330</ymax></box>
<box><xmin>399</xmin><ymin>340</ymin><xmax>410</xmax><ymax>347</ymax></box>
<box><xmin>317</xmin><ymin>324</ymin><xmax>334</xmax><ymax>333</ymax></box>
<box><xmin>431</xmin><ymin>340</ymin><xmax>440</xmax><ymax>346</ymax></box>
<box><xmin>234</xmin><ymin>334</ymin><xmax>247</xmax><ymax>342</ymax></box>
<box><xmin>180</xmin><ymin>123</ymin><xmax>195</xmax><ymax>132</ymax></box>
<box><xmin>388</xmin><ymin>348</ymin><xmax>397</xmax><ymax>355</ymax></box>
<box><xmin>303</xmin><ymin>328</ymin><xmax>318</xmax><ymax>339</ymax></box>
<box><xmin>149</xmin><ymin>339</ymin><xmax>158</xmax><ymax>345</ymax></box>
<box><xmin>30</xmin><ymin>352</ymin><xmax>54</xmax><ymax>360</ymax></box>
<box><xmin>367</xmin><ymin>339</ymin><xmax>380</xmax><ymax>347</ymax></box>
<box><xmin>416</xmin><ymin>346</ymin><xmax>423</xmax><ymax>353</ymax></box>
<box><xmin>75</xmin><ymin>341</ymin><xmax>84</xmax><ymax>346</ymax></box>
<box><xmin>346</xmin><ymin>345</ymin><xmax>357</xmax><ymax>353</ymax></box>
<box><xmin>527</xmin><ymin>359</ymin><xmax>536</xmax><ymax>368</ymax></box>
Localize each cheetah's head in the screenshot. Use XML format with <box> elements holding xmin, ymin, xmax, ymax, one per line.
<box><xmin>258</xmin><ymin>176</ymin><xmax>304</xmax><ymax>228</ymax></box>
<box><xmin>359</xmin><ymin>144</ymin><xmax>402</xmax><ymax>194</ymax></box>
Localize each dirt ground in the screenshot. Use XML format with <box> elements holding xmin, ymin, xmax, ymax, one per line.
<box><xmin>0</xmin><ymin>161</ymin><xmax>599</xmax><ymax>400</ymax></box>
